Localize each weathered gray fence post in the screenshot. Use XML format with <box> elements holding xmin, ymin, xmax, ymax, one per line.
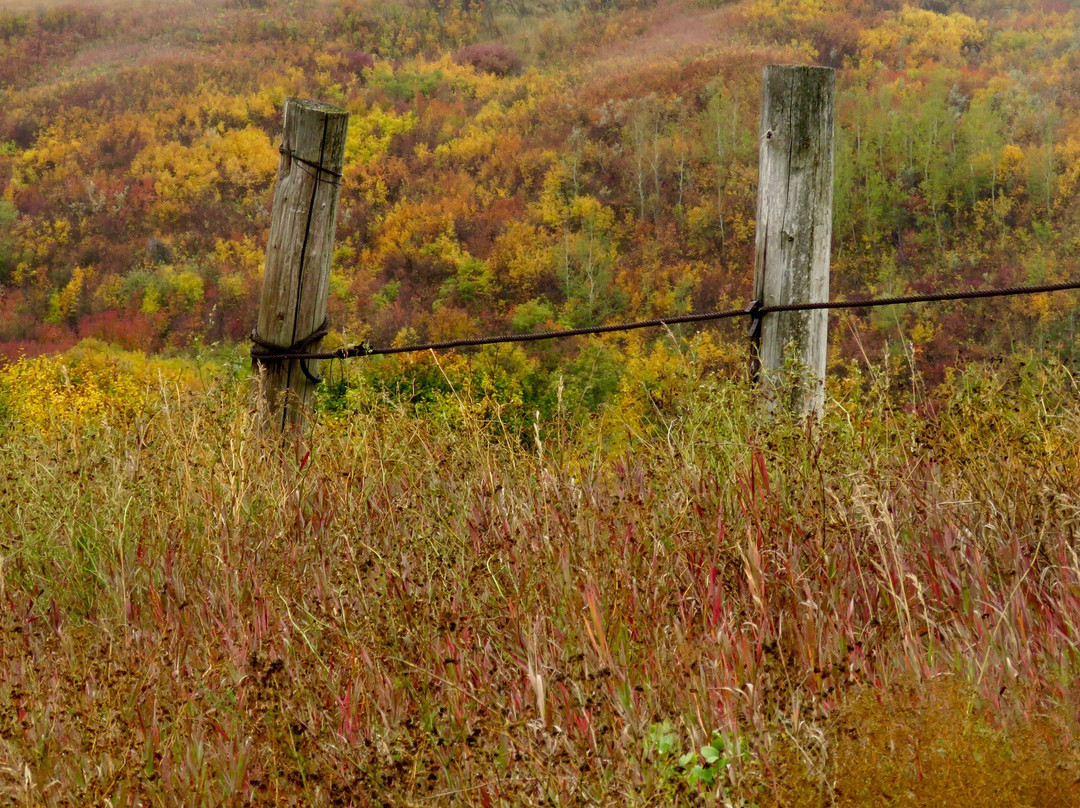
<box><xmin>751</xmin><ymin>65</ymin><xmax>835</xmax><ymax>417</ymax></box>
<box><xmin>253</xmin><ymin>98</ymin><xmax>348</xmax><ymax>432</ymax></box>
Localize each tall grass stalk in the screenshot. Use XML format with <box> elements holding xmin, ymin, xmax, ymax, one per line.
<box><xmin>1</xmin><ymin>355</ymin><xmax>1079</xmax><ymax>805</ymax></box>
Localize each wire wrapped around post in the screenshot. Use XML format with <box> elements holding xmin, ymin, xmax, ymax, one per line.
<box><xmin>250</xmin><ymin>317</ymin><xmax>330</xmax><ymax>385</ymax></box>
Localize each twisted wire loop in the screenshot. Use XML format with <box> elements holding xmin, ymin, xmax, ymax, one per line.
<box><xmin>247</xmin><ymin>280</ymin><xmax>1080</xmax><ymax>368</ymax></box>
<box><xmin>250</xmin><ymin>317</ymin><xmax>330</xmax><ymax>384</ymax></box>
<box><xmin>279</xmin><ymin>146</ymin><xmax>343</xmax><ymax>187</ymax></box>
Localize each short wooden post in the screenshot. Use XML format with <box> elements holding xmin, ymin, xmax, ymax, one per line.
<box><xmin>253</xmin><ymin>98</ymin><xmax>348</xmax><ymax>432</ymax></box>
<box><xmin>751</xmin><ymin>65</ymin><xmax>835</xmax><ymax>417</ymax></box>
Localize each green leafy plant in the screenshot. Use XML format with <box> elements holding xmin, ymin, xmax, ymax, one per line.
<box><xmin>680</xmin><ymin>730</ymin><xmax>743</xmax><ymax>789</ymax></box>
<box><xmin>646</xmin><ymin>722</ymin><xmax>745</xmax><ymax>793</ymax></box>
<box><xmin>646</xmin><ymin>721</ymin><xmax>678</xmax><ymax>756</ymax></box>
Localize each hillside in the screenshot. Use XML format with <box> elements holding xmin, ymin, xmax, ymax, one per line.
<box><xmin>1</xmin><ymin>0</ymin><xmax>1079</xmax><ymax>396</ymax></box>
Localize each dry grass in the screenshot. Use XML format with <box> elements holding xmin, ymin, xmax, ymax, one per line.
<box><xmin>1</xmin><ymin>355</ymin><xmax>1079</xmax><ymax>806</ymax></box>
<box><xmin>0</xmin><ymin>0</ymin><xmax>222</xmax><ymax>13</ymax></box>
<box><xmin>585</xmin><ymin>0</ymin><xmax>749</xmax><ymax>79</ymax></box>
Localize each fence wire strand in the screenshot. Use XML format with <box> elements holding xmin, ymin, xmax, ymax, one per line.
<box><xmin>250</xmin><ymin>280</ymin><xmax>1080</xmax><ymax>363</ymax></box>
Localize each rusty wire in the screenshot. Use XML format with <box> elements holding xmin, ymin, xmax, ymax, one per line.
<box><xmin>249</xmin><ymin>280</ymin><xmax>1080</xmax><ymax>364</ymax></box>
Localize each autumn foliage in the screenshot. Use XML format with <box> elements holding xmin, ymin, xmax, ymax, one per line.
<box><xmin>0</xmin><ymin>0</ymin><xmax>1077</xmax><ymax>389</ymax></box>
<box><xmin>3</xmin><ymin>2</ymin><xmax>1080</xmax><ymax>804</ymax></box>
<box><xmin>453</xmin><ymin>43</ymin><xmax>522</xmax><ymax>76</ymax></box>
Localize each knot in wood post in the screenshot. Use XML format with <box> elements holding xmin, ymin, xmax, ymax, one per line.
<box><xmin>253</xmin><ymin>98</ymin><xmax>348</xmax><ymax>433</ymax></box>
<box><xmin>751</xmin><ymin>65</ymin><xmax>835</xmax><ymax>419</ymax></box>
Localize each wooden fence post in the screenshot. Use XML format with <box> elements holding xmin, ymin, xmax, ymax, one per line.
<box><xmin>253</xmin><ymin>98</ymin><xmax>348</xmax><ymax>432</ymax></box>
<box><xmin>751</xmin><ymin>65</ymin><xmax>835</xmax><ymax>417</ymax></box>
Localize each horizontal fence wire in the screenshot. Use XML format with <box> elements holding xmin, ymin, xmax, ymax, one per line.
<box><xmin>250</xmin><ymin>280</ymin><xmax>1080</xmax><ymax>363</ymax></box>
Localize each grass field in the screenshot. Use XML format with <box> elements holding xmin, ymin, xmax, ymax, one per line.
<box><xmin>1</xmin><ymin>346</ymin><xmax>1079</xmax><ymax>806</ymax></box>
<box><xmin>0</xmin><ymin>0</ymin><xmax>212</xmax><ymax>12</ymax></box>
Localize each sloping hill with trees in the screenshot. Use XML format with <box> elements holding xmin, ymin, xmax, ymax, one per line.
<box><xmin>2</xmin><ymin>0</ymin><xmax>1078</xmax><ymax>391</ymax></box>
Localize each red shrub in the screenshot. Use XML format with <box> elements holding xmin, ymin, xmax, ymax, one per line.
<box><xmin>77</xmin><ymin>310</ymin><xmax>156</xmax><ymax>352</ymax></box>
<box><xmin>329</xmin><ymin>46</ymin><xmax>374</xmax><ymax>84</ymax></box>
<box><xmin>453</xmin><ymin>43</ymin><xmax>521</xmax><ymax>77</ymax></box>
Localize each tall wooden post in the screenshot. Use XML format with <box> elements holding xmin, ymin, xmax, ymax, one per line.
<box><xmin>751</xmin><ymin>65</ymin><xmax>835</xmax><ymax>417</ymax></box>
<box><xmin>253</xmin><ymin>99</ymin><xmax>348</xmax><ymax>432</ymax></box>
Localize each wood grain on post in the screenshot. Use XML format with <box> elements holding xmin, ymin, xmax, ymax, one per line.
<box><xmin>751</xmin><ymin>65</ymin><xmax>835</xmax><ymax>417</ymax></box>
<box><xmin>254</xmin><ymin>98</ymin><xmax>348</xmax><ymax>431</ymax></box>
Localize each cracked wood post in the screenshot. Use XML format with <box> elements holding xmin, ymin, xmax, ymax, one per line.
<box><xmin>751</xmin><ymin>65</ymin><xmax>835</xmax><ymax>418</ymax></box>
<box><xmin>253</xmin><ymin>98</ymin><xmax>348</xmax><ymax>432</ymax></box>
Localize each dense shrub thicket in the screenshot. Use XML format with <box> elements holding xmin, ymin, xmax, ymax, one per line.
<box><xmin>1</xmin><ymin>0</ymin><xmax>1079</xmax><ymax>397</ymax></box>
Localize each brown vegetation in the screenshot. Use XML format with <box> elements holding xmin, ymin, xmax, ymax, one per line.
<box><xmin>1</xmin><ymin>350</ymin><xmax>1079</xmax><ymax>804</ymax></box>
